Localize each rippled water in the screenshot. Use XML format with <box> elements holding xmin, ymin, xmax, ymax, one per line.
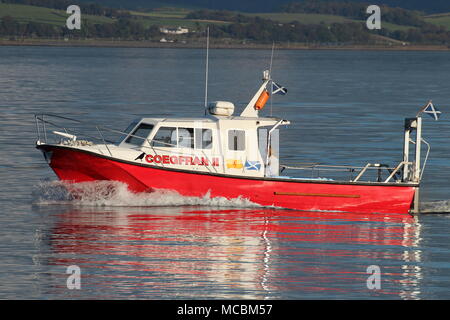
<box><xmin>1</xmin><ymin>47</ymin><xmax>450</xmax><ymax>299</ymax></box>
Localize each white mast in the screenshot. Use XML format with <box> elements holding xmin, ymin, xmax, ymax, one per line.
<box><xmin>204</xmin><ymin>26</ymin><xmax>210</xmax><ymax>115</ymax></box>
<box><xmin>269</xmin><ymin>42</ymin><xmax>275</xmax><ymax>117</ymax></box>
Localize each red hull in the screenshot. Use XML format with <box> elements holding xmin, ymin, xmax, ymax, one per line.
<box><xmin>39</xmin><ymin>145</ymin><xmax>417</xmax><ymax>214</ymax></box>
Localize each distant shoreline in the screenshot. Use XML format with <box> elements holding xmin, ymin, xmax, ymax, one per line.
<box><xmin>1</xmin><ymin>39</ymin><xmax>450</xmax><ymax>51</ymax></box>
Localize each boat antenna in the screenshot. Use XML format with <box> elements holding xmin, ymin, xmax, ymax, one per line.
<box><xmin>269</xmin><ymin>41</ymin><xmax>274</xmax><ymax>75</ymax></box>
<box><xmin>204</xmin><ymin>26</ymin><xmax>210</xmax><ymax>115</ymax></box>
<box><xmin>269</xmin><ymin>42</ymin><xmax>275</xmax><ymax>116</ymax></box>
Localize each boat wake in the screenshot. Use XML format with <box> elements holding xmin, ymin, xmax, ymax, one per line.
<box><xmin>32</xmin><ymin>180</ymin><xmax>450</xmax><ymax>214</ymax></box>
<box><xmin>32</xmin><ymin>180</ymin><xmax>260</xmax><ymax>208</ymax></box>
<box><xmin>420</xmin><ymin>200</ymin><xmax>450</xmax><ymax>214</ymax></box>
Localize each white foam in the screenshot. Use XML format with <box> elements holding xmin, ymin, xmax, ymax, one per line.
<box><xmin>32</xmin><ymin>180</ymin><xmax>260</xmax><ymax>208</ymax></box>
<box><xmin>420</xmin><ymin>200</ymin><xmax>450</xmax><ymax>214</ymax></box>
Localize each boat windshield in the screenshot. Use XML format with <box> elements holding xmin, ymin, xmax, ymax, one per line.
<box><xmin>115</xmin><ymin>121</ymin><xmax>138</xmax><ymax>145</ymax></box>
<box><xmin>125</xmin><ymin>123</ymin><xmax>155</xmax><ymax>146</ymax></box>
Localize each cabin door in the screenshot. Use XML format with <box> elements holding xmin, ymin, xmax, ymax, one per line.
<box><xmin>258</xmin><ymin>128</ymin><xmax>279</xmax><ymax>177</ymax></box>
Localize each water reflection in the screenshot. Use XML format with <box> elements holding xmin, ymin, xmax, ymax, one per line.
<box><xmin>33</xmin><ymin>206</ymin><xmax>423</xmax><ymax>299</ymax></box>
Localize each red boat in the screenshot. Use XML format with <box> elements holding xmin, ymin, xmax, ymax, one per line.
<box><xmin>35</xmin><ymin>70</ymin><xmax>427</xmax><ymax>214</ymax></box>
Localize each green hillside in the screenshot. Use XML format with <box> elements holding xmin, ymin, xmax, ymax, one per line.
<box><xmin>130</xmin><ymin>8</ymin><xmax>230</xmax><ymax>28</ymax></box>
<box><xmin>69</xmin><ymin>0</ymin><xmax>450</xmax><ymax>14</ymax></box>
<box><xmin>129</xmin><ymin>8</ymin><xmax>419</xmax><ymax>31</ymax></box>
<box><xmin>245</xmin><ymin>12</ymin><xmax>415</xmax><ymax>32</ymax></box>
<box><xmin>425</xmin><ymin>13</ymin><xmax>450</xmax><ymax>30</ymax></box>
<box><xmin>129</xmin><ymin>7</ymin><xmax>190</xmax><ymax>19</ymax></box>
<box><xmin>0</xmin><ymin>3</ymin><xmax>425</xmax><ymax>32</ymax></box>
<box><xmin>252</xmin><ymin>11</ymin><xmax>449</xmax><ymax>32</ymax></box>
<box><xmin>0</xmin><ymin>3</ymin><xmax>113</xmax><ymax>25</ymax></box>
<box><xmin>0</xmin><ymin>4</ymin><xmax>225</xmax><ymax>29</ymax></box>
<box><xmin>1</xmin><ymin>2</ymin><xmax>450</xmax><ymax>46</ymax></box>
<box><xmin>247</xmin><ymin>13</ymin><xmax>353</xmax><ymax>24</ymax></box>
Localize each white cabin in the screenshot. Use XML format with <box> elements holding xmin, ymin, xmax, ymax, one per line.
<box><xmin>115</xmin><ymin>72</ymin><xmax>290</xmax><ymax>177</ymax></box>
<box><xmin>116</xmin><ymin>115</ymin><xmax>288</xmax><ymax>177</ymax></box>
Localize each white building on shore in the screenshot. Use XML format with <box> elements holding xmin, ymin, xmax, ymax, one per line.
<box><xmin>159</xmin><ymin>26</ymin><xmax>189</xmax><ymax>35</ymax></box>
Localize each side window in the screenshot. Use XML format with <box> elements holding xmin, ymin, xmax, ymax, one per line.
<box><xmin>228</xmin><ymin>130</ymin><xmax>245</xmax><ymax>151</ymax></box>
<box><xmin>195</xmin><ymin>128</ymin><xmax>213</xmax><ymax>150</ymax></box>
<box><xmin>125</xmin><ymin>123</ymin><xmax>154</xmax><ymax>146</ymax></box>
<box><xmin>178</xmin><ymin>127</ymin><xmax>194</xmax><ymax>148</ymax></box>
<box><xmin>151</xmin><ymin>127</ymin><xmax>177</xmax><ymax>148</ymax></box>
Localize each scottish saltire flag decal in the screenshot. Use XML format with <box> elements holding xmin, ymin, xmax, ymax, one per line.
<box><xmin>272</xmin><ymin>82</ymin><xmax>287</xmax><ymax>95</ymax></box>
<box><xmin>423</xmin><ymin>101</ymin><xmax>441</xmax><ymax>121</ymax></box>
<box><xmin>245</xmin><ymin>160</ymin><xmax>261</xmax><ymax>171</ymax></box>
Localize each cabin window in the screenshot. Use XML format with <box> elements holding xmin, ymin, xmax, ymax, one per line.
<box><xmin>151</xmin><ymin>127</ymin><xmax>177</xmax><ymax>148</ymax></box>
<box><xmin>178</xmin><ymin>128</ymin><xmax>194</xmax><ymax>148</ymax></box>
<box><xmin>117</xmin><ymin>121</ymin><xmax>138</xmax><ymax>144</ymax></box>
<box><xmin>195</xmin><ymin>128</ymin><xmax>213</xmax><ymax>149</ymax></box>
<box><xmin>125</xmin><ymin>123</ymin><xmax>154</xmax><ymax>146</ymax></box>
<box><xmin>123</xmin><ymin>121</ymin><xmax>138</xmax><ymax>135</ymax></box>
<box><xmin>228</xmin><ymin>130</ymin><xmax>245</xmax><ymax>151</ymax></box>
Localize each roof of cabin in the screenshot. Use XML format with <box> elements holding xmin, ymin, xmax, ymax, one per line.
<box><xmin>140</xmin><ymin>115</ymin><xmax>285</xmax><ymax>123</ymax></box>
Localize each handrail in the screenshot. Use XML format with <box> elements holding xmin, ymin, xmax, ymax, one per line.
<box><xmin>281</xmin><ymin>162</ymin><xmax>405</xmax><ymax>183</ymax></box>
<box><xmin>36</xmin><ymin>113</ymin><xmax>150</xmax><ymax>141</ymax></box>
<box><xmin>420</xmin><ymin>137</ymin><xmax>430</xmax><ymax>180</ymax></box>
<box><xmin>35</xmin><ymin>113</ymin><xmax>146</xmax><ymax>145</ymax></box>
<box><xmin>35</xmin><ymin>113</ymin><xmax>213</xmax><ymax>154</ymax></box>
<box><xmin>265</xmin><ymin>119</ymin><xmax>284</xmax><ymax>168</ymax></box>
<box><xmin>35</xmin><ymin>115</ymin><xmax>115</xmax><ymax>144</ymax></box>
<box><xmin>34</xmin><ymin>113</ymin><xmax>220</xmax><ymax>174</ymax></box>
<box><xmin>96</xmin><ymin>126</ymin><xmax>113</xmax><ymax>157</ymax></box>
<box><xmin>353</xmin><ymin>163</ymin><xmax>372</xmax><ymax>182</ymax></box>
<box><xmin>281</xmin><ymin>163</ymin><xmax>397</xmax><ymax>172</ymax></box>
<box><xmin>384</xmin><ymin>161</ymin><xmax>411</xmax><ymax>183</ymax></box>
<box><xmin>35</xmin><ymin>115</ymin><xmax>41</xmax><ymax>142</ymax></box>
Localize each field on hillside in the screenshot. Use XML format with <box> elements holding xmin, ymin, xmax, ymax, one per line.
<box><xmin>247</xmin><ymin>12</ymin><xmax>416</xmax><ymax>32</ymax></box>
<box><xmin>130</xmin><ymin>8</ymin><xmax>189</xmax><ymax>19</ymax></box>
<box><xmin>0</xmin><ymin>3</ymin><xmax>113</xmax><ymax>25</ymax></box>
<box><xmin>130</xmin><ymin>8</ymin><xmax>231</xmax><ymax>28</ymax></box>
<box><xmin>247</xmin><ymin>13</ymin><xmax>353</xmax><ymax>24</ymax></box>
<box><xmin>133</xmin><ymin>15</ymin><xmax>230</xmax><ymax>28</ymax></box>
<box><xmin>425</xmin><ymin>13</ymin><xmax>450</xmax><ymax>30</ymax></box>
<box><xmin>133</xmin><ymin>9</ymin><xmax>418</xmax><ymax>31</ymax></box>
<box><xmin>0</xmin><ymin>4</ymin><xmax>226</xmax><ymax>29</ymax></box>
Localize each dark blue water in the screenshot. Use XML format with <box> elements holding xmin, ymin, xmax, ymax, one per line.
<box><xmin>1</xmin><ymin>46</ymin><xmax>450</xmax><ymax>299</ymax></box>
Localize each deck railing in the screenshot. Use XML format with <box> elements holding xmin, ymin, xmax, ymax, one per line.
<box><xmin>34</xmin><ymin>113</ymin><xmax>222</xmax><ymax>174</ymax></box>
<box><xmin>35</xmin><ymin>113</ymin><xmax>149</xmax><ymax>157</ymax></box>
<box><xmin>280</xmin><ymin>161</ymin><xmax>412</xmax><ymax>183</ymax></box>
